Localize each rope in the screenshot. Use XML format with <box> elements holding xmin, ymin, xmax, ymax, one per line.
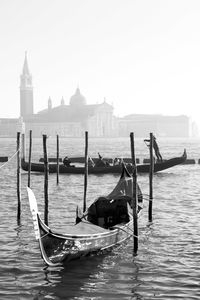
<box><xmin>113</xmin><ymin>223</ymin><xmax>138</xmax><ymax>239</ymax></box>
<box><xmin>143</xmin><ymin>194</ymin><xmax>169</xmax><ymax>201</ymax></box>
<box><xmin>0</xmin><ymin>149</ymin><xmax>19</xmax><ymax>170</ymax></box>
<box><xmin>142</xmin><ymin>197</ymin><xmax>153</xmax><ymax>202</ymax></box>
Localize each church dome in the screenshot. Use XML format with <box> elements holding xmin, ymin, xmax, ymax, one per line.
<box><xmin>69</xmin><ymin>88</ymin><xmax>86</xmax><ymax>106</ymax></box>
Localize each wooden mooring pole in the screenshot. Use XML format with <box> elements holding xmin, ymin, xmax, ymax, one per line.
<box><xmin>83</xmin><ymin>131</ymin><xmax>88</xmax><ymax>213</ymax></box>
<box><xmin>28</xmin><ymin>130</ymin><xmax>32</xmax><ymax>188</ymax></box>
<box><xmin>17</xmin><ymin>132</ymin><xmax>21</xmax><ymax>222</ymax></box>
<box><xmin>56</xmin><ymin>134</ymin><xmax>59</xmax><ymax>185</ymax></box>
<box><xmin>43</xmin><ymin>134</ymin><xmax>49</xmax><ymax>225</ymax></box>
<box><xmin>148</xmin><ymin>132</ymin><xmax>154</xmax><ymax>223</ymax></box>
<box><xmin>130</xmin><ymin>132</ymin><xmax>138</xmax><ymax>255</ymax></box>
<box><xmin>21</xmin><ymin>133</ymin><xmax>26</xmax><ymax>160</ymax></box>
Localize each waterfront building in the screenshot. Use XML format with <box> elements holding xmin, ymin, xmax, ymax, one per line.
<box><xmin>0</xmin><ymin>54</ymin><xmax>193</xmax><ymax>138</ymax></box>
<box><xmin>19</xmin><ymin>53</ymin><xmax>116</xmax><ymax>137</ymax></box>
<box><xmin>0</xmin><ymin>118</ymin><xmax>25</xmax><ymax>137</ymax></box>
<box><xmin>118</xmin><ymin>114</ymin><xmax>190</xmax><ymax>137</ymax></box>
<box><xmin>25</xmin><ymin>89</ymin><xmax>116</xmax><ymax>137</ymax></box>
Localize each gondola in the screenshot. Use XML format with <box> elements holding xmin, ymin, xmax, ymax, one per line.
<box><xmin>22</xmin><ymin>150</ymin><xmax>187</xmax><ymax>174</ymax></box>
<box><xmin>27</xmin><ymin>165</ymin><xmax>143</xmax><ymax>266</ymax></box>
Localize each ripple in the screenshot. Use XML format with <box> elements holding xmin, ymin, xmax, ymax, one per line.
<box><xmin>0</xmin><ymin>137</ymin><xmax>200</xmax><ymax>299</ymax></box>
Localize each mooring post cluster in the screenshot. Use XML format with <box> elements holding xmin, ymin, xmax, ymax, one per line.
<box><xmin>16</xmin><ymin>130</ymin><xmax>155</xmax><ymax>256</ymax></box>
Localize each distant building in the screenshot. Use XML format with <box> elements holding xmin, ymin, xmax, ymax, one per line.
<box><xmin>118</xmin><ymin>114</ymin><xmax>190</xmax><ymax>137</ymax></box>
<box><xmin>0</xmin><ymin>53</ymin><xmax>193</xmax><ymax>138</ymax></box>
<box><xmin>18</xmin><ymin>53</ymin><xmax>116</xmax><ymax>137</ymax></box>
<box><xmin>191</xmin><ymin>120</ymin><xmax>199</xmax><ymax>137</ymax></box>
<box><xmin>25</xmin><ymin>88</ymin><xmax>116</xmax><ymax>137</ymax></box>
<box><xmin>0</xmin><ymin>118</ymin><xmax>24</xmax><ymax>137</ymax></box>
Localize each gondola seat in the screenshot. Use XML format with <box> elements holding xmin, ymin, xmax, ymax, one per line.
<box><xmin>87</xmin><ymin>197</ymin><xmax>130</xmax><ymax>229</ymax></box>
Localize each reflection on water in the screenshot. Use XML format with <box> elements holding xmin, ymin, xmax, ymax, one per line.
<box><xmin>32</xmin><ymin>243</ymin><xmax>141</xmax><ymax>300</ymax></box>
<box><xmin>0</xmin><ymin>137</ymin><xmax>200</xmax><ymax>299</ymax></box>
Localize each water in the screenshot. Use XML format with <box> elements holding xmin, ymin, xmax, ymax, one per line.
<box><xmin>0</xmin><ymin>137</ymin><xmax>200</xmax><ymax>300</ymax></box>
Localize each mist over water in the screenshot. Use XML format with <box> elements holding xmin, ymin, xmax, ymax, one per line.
<box><xmin>0</xmin><ymin>137</ymin><xmax>200</xmax><ymax>299</ymax></box>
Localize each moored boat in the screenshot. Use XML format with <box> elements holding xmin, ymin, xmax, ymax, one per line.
<box><xmin>27</xmin><ymin>165</ymin><xmax>143</xmax><ymax>266</ymax></box>
<box><xmin>22</xmin><ymin>150</ymin><xmax>187</xmax><ymax>174</ymax></box>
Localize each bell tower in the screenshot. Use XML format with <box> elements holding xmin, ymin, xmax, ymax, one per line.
<box><xmin>20</xmin><ymin>52</ymin><xmax>34</xmax><ymax>118</ymax></box>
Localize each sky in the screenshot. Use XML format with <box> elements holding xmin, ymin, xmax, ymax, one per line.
<box><xmin>1</xmin><ymin>0</ymin><xmax>200</xmax><ymax>127</ymax></box>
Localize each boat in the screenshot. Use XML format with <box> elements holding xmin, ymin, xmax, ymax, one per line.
<box><xmin>22</xmin><ymin>150</ymin><xmax>187</xmax><ymax>174</ymax></box>
<box><xmin>27</xmin><ymin>165</ymin><xmax>143</xmax><ymax>266</ymax></box>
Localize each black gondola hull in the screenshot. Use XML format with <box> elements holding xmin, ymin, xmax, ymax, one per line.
<box><xmin>22</xmin><ymin>150</ymin><xmax>186</xmax><ymax>174</ymax></box>
<box><xmin>37</xmin><ymin>216</ymin><xmax>133</xmax><ymax>266</ymax></box>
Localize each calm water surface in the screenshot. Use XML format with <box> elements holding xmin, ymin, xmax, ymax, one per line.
<box><xmin>0</xmin><ymin>137</ymin><xmax>200</xmax><ymax>300</ymax></box>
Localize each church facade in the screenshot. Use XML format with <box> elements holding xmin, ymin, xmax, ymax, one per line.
<box><xmin>25</xmin><ymin>91</ymin><xmax>117</xmax><ymax>137</ymax></box>
<box><xmin>20</xmin><ymin>54</ymin><xmax>117</xmax><ymax>137</ymax></box>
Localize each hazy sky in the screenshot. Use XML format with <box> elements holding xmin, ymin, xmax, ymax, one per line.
<box><xmin>1</xmin><ymin>0</ymin><xmax>200</xmax><ymax>126</ymax></box>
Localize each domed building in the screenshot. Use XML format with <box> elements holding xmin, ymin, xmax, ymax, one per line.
<box><xmin>18</xmin><ymin>54</ymin><xmax>116</xmax><ymax>137</ymax></box>
<box><xmin>15</xmin><ymin>53</ymin><xmax>191</xmax><ymax>138</ymax></box>
<box><xmin>0</xmin><ymin>53</ymin><xmax>192</xmax><ymax>137</ymax></box>
<box><xmin>25</xmin><ymin>88</ymin><xmax>116</xmax><ymax>137</ymax></box>
<box><xmin>21</xmin><ymin>60</ymin><xmax>116</xmax><ymax>138</ymax></box>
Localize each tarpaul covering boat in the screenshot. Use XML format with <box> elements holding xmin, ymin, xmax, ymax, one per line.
<box><xmin>27</xmin><ymin>165</ymin><xmax>143</xmax><ymax>266</ymax></box>
<box><xmin>22</xmin><ymin>150</ymin><xmax>186</xmax><ymax>174</ymax></box>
